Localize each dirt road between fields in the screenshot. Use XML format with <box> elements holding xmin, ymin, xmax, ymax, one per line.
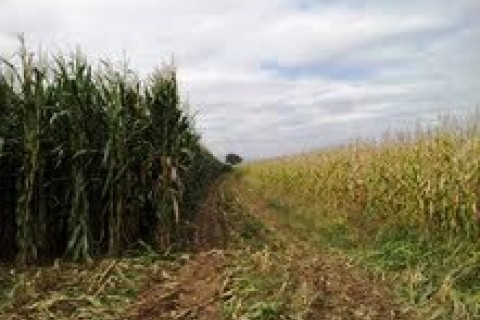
<box><xmin>126</xmin><ymin>175</ymin><xmax>416</xmax><ymax>320</ymax></box>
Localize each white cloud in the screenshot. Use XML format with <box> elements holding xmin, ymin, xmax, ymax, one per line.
<box><xmin>0</xmin><ymin>0</ymin><xmax>479</xmax><ymax>159</ymax></box>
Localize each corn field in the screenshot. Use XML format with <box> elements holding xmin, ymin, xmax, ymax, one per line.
<box><xmin>246</xmin><ymin>115</ymin><xmax>480</xmax><ymax>239</ymax></box>
<box><xmin>0</xmin><ymin>41</ymin><xmax>222</xmax><ymax>264</ymax></box>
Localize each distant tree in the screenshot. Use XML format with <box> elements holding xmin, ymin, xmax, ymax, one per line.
<box><xmin>225</xmin><ymin>153</ymin><xmax>243</xmax><ymax>165</ymax></box>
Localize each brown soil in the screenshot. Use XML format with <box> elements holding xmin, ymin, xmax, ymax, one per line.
<box><xmin>189</xmin><ymin>180</ymin><xmax>229</xmax><ymax>252</ymax></box>
<box><xmin>127</xmin><ymin>250</ymin><xmax>225</xmax><ymax>320</ymax></box>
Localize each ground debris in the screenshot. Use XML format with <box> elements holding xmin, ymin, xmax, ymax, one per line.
<box><xmin>127</xmin><ymin>250</ymin><xmax>226</xmax><ymax>320</ymax></box>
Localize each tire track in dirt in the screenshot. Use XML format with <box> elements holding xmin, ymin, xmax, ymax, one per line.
<box><xmin>232</xmin><ymin>177</ymin><xmax>417</xmax><ymax>320</ymax></box>
<box><xmin>127</xmin><ymin>251</ymin><xmax>225</xmax><ymax>320</ymax></box>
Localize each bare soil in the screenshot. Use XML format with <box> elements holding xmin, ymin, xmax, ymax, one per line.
<box><xmin>127</xmin><ymin>251</ymin><xmax>225</xmax><ymax>320</ymax></box>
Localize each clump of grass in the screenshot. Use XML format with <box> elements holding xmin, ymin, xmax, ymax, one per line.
<box><xmin>0</xmin><ymin>39</ymin><xmax>223</xmax><ymax>263</ymax></box>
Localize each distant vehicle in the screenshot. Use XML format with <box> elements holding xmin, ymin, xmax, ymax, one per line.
<box><xmin>225</xmin><ymin>153</ymin><xmax>243</xmax><ymax>165</ymax></box>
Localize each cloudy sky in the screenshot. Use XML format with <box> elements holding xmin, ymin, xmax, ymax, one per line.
<box><xmin>1</xmin><ymin>0</ymin><xmax>479</xmax><ymax>159</ymax></box>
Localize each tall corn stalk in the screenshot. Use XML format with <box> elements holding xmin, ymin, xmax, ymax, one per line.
<box><xmin>247</xmin><ymin>114</ymin><xmax>480</xmax><ymax>239</ymax></box>
<box><xmin>0</xmin><ymin>42</ymin><xmax>221</xmax><ymax>263</ymax></box>
<box><xmin>15</xmin><ymin>39</ymin><xmax>42</xmax><ymax>264</ymax></box>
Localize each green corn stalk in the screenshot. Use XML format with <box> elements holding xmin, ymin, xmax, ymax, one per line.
<box><xmin>15</xmin><ymin>38</ymin><xmax>41</xmax><ymax>265</ymax></box>
<box><xmin>0</xmin><ymin>41</ymin><xmax>221</xmax><ymax>263</ymax></box>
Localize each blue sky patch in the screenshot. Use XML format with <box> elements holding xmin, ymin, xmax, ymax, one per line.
<box><xmin>261</xmin><ymin>60</ymin><xmax>374</xmax><ymax>81</ymax></box>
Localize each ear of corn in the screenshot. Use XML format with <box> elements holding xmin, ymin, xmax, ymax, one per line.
<box><xmin>0</xmin><ymin>41</ymin><xmax>223</xmax><ymax>263</ymax></box>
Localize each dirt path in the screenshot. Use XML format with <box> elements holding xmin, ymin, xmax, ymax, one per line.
<box><xmin>232</xmin><ymin>178</ymin><xmax>417</xmax><ymax>320</ymax></box>
<box><xmin>126</xmin><ymin>174</ymin><xmax>416</xmax><ymax>320</ymax></box>
<box><xmin>127</xmin><ymin>251</ymin><xmax>225</xmax><ymax>320</ymax></box>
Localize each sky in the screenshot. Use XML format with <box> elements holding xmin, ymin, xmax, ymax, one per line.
<box><xmin>0</xmin><ymin>0</ymin><xmax>479</xmax><ymax>159</ymax></box>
